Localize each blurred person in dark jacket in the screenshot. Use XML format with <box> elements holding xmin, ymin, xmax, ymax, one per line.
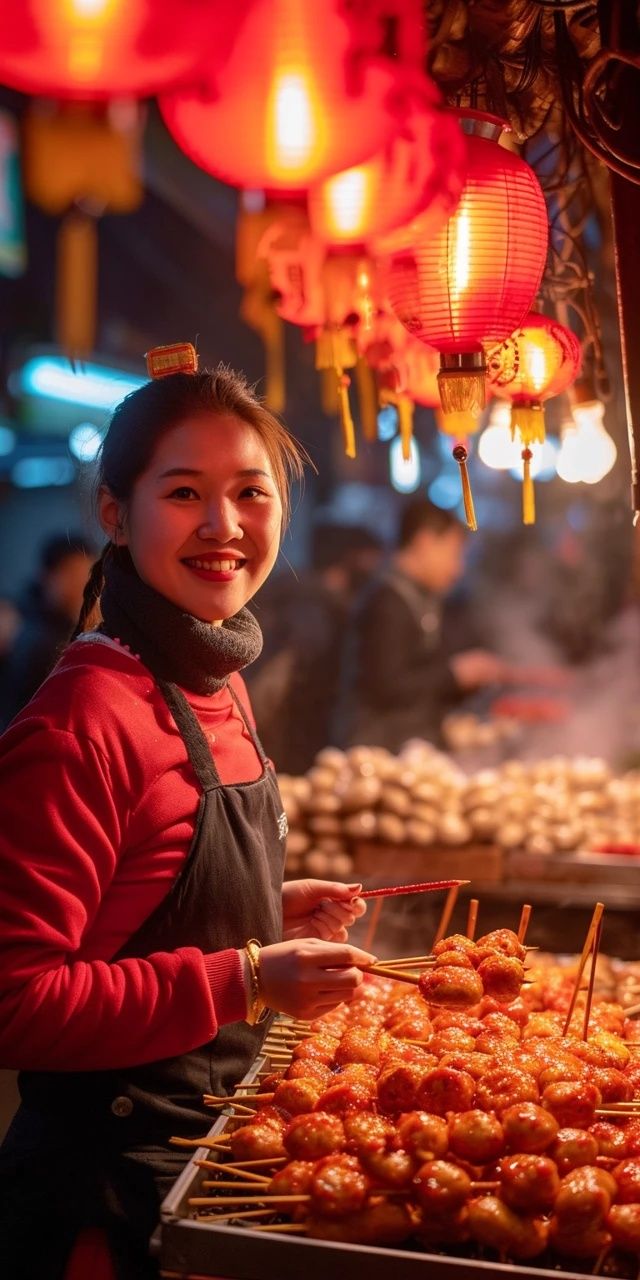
<box><xmin>0</xmin><ymin>533</ymin><xmax>95</xmax><ymax>728</ymax></box>
<box><xmin>246</xmin><ymin>522</ymin><xmax>383</xmax><ymax>771</ymax></box>
<box><xmin>335</xmin><ymin>500</ymin><xmax>505</xmax><ymax>753</ymax></box>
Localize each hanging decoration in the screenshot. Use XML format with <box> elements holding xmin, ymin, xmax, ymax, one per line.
<box><xmin>23</xmin><ymin>99</ymin><xmax>142</xmax><ymax>358</ymax></box>
<box><xmin>0</xmin><ymin>0</ymin><xmax>242</xmax><ymax>99</ymax></box>
<box><xmin>487</xmin><ymin>311</ymin><xmax>582</xmax><ymax>523</ymax></box>
<box><xmin>307</xmin><ymin>69</ymin><xmax>466</xmax><ymax>249</ymax></box>
<box><xmin>380</xmin><ymin>110</ymin><xmax>549</xmax><ymax>529</ymax></box>
<box><xmin>258</xmin><ymin>206</ymin><xmax>385</xmax><ymax>456</ymax></box>
<box><xmin>159</xmin><ymin>0</ymin><xmax>420</xmax><ymax>193</ymax></box>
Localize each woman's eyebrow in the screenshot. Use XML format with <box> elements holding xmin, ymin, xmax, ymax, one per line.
<box><xmin>157</xmin><ymin>467</ymin><xmax>272</xmax><ymax>479</ymax></box>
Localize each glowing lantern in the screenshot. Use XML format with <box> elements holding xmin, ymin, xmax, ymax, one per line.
<box><xmin>487</xmin><ymin>312</ymin><xmax>582</xmax><ymax>522</ymax></box>
<box><xmin>160</xmin><ymin>0</ymin><xmax>414</xmax><ymax>192</ymax></box>
<box><xmin>307</xmin><ymin>71</ymin><xmax>466</xmax><ymax>248</ymax></box>
<box><xmin>0</xmin><ymin>0</ymin><xmax>240</xmax><ymax>99</ymax></box>
<box><xmin>381</xmin><ymin>110</ymin><xmax>549</xmax><ymax>529</ymax></box>
<box><xmin>258</xmin><ymin>206</ymin><xmax>384</xmax><ymax>456</ymax></box>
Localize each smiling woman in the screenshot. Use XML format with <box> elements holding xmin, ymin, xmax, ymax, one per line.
<box><xmin>0</xmin><ymin>355</ymin><xmax>372</xmax><ymax>1280</ymax></box>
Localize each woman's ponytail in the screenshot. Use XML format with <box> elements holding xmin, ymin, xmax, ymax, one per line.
<box><xmin>70</xmin><ymin>543</ymin><xmax>111</xmax><ymax>640</ymax></box>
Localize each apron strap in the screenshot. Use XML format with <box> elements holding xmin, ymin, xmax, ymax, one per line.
<box><xmin>157</xmin><ymin>680</ymin><xmax>221</xmax><ymax>790</ymax></box>
<box><xmin>228</xmin><ymin>680</ymin><xmax>270</xmax><ymax>767</ymax></box>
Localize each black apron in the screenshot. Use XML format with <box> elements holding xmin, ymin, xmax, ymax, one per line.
<box><xmin>0</xmin><ymin>679</ymin><xmax>286</xmax><ymax>1279</ymax></box>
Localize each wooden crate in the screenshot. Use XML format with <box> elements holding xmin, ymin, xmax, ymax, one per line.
<box><xmin>351</xmin><ymin>841</ymin><xmax>503</xmax><ymax>886</ymax></box>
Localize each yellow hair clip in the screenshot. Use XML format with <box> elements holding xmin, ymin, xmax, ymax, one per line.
<box><xmin>145</xmin><ymin>342</ymin><xmax>198</xmax><ymax>379</ymax></box>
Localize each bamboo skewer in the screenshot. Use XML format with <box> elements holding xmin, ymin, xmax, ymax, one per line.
<box><xmin>188</xmin><ymin>1194</ymin><xmax>311</xmax><ymax>1207</ymax></box>
<box><xmin>433</xmin><ymin>884</ymin><xmax>462</xmax><ymax>947</ymax></box>
<box><xmin>465</xmin><ymin>897</ymin><xmax>479</xmax><ymax>940</ymax></box>
<box><xmin>252</xmin><ymin>1222</ymin><xmax>309</xmax><ymax>1233</ymax></box>
<box><xmin>169</xmin><ymin>1135</ymin><xmax>231</xmax><ymax>1150</ymax></box>
<box><xmin>517</xmin><ymin>903</ymin><xmax>532</xmax><ymax>944</ymax></box>
<box><xmin>360</xmin><ymin>963</ymin><xmax>420</xmax><ymax>986</ymax></box>
<box><xmin>201</xmin><ymin>1180</ymin><xmax>274</xmax><ymax>1190</ymax></box>
<box><xmin>582</xmin><ymin>913</ymin><xmax>604</xmax><ymax>1041</ymax></box>
<box><xmin>195</xmin><ymin>1161</ymin><xmax>271</xmax><ymax>1182</ymax></box>
<box><xmin>562</xmin><ymin>902</ymin><xmax>605</xmax><ymax>1037</ymax></box>
<box><xmin>198</xmin><ymin>1208</ymin><xmax>274</xmax><ymax>1222</ymax></box>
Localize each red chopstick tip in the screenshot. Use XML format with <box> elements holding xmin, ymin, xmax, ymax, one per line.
<box><xmin>360</xmin><ymin>879</ymin><xmax>470</xmax><ymax>900</ymax></box>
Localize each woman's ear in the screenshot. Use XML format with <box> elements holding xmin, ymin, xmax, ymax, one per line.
<box><xmin>98</xmin><ymin>487</ymin><xmax>127</xmax><ymax>546</ymax></box>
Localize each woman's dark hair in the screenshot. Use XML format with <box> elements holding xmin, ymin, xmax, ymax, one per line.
<box><xmin>73</xmin><ymin>364</ymin><xmax>307</xmax><ymax>636</ymax></box>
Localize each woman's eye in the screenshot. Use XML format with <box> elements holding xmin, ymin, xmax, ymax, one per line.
<box><xmin>168</xmin><ymin>486</ymin><xmax>198</xmax><ymax>500</ymax></box>
<box><xmin>239</xmin><ymin>485</ymin><xmax>267</xmax><ymax>500</ymax></box>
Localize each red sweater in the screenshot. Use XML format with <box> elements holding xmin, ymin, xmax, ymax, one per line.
<box><xmin>0</xmin><ymin>636</ymin><xmax>267</xmax><ymax>1072</ymax></box>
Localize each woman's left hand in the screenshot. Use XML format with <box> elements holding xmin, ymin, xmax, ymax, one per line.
<box><xmin>282</xmin><ymin>879</ymin><xmax>367</xmax><ymax>942</ymax></box>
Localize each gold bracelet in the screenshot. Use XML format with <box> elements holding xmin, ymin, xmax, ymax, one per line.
<box><xmin>244</xmin><ymin>938</ymin><xmax>268</xmax><ymax>1026</ymax></box>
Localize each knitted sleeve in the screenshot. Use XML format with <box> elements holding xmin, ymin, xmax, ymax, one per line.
<box><xmin>0</xmin><ymin>721</ymin><xmax>245</xmax><ymax>1070</ymax></box>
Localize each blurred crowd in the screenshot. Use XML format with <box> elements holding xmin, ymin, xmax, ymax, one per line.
<box><xmin>1</xmin><ymin>501</ymin><xmax>639</xmax><ymax>770</ymax></box>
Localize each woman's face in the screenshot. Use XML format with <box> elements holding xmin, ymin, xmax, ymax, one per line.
<box><xmin>100</xmin><ymin>413</ymin><xmax>283</xmax><ymax>622</ymax></box>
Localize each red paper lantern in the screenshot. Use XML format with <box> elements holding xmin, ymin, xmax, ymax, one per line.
<box><xmin>307</xmin><ymin>71</ymin><xmax>466</xmax><ymax>248</ymax></box>
<box><xmin>160</xmin><ymin>0</ymin><xmax>413</xmax><ymax>192</ymax></box>
<box><xmin>487</xmin><ymin>311</ymin><xmax>582</xmax><ymax>524</ymax></box>
<box><xmin>382</xmin><ymin>110</ymin><xmax>549</xmax><ymax>416</ymax></box>
<box><xmin>0</xmin><ymin>0</ymin><xmax>241</xmax><ymax>99</ymax></box>
<box><xmin>381</xmin><ymin>109</ymin><xmax>549</xmax><ymax>529</ymax></box>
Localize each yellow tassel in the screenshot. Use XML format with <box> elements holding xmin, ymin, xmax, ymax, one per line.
<box><xmin>511</xmin><ymin>403</ymin><xmax>545</xmax><ymax>446</ymax></box>
<box><xmin>438</xmin><ymin>367</ymin><xmax>486</xmax><ymax>416</ymax></box>
<box><xmin>56</xmin><ymin>210</ymin><xmax>97</xmax><ymax>360</ymax></box>
<box><xmin>337</xmin><ymin>374</ymin><xmax>357</xmax><ymax>459</ymax></box>
<box><xmin>452</xmin><ymin>443</ymin><xmax>478</xmax><ymax>532</ymax></box>
<box><xmin>398</xmin><ymin>396</ymin><xmax>414</xmax><ymax>461</ymax></box>
<box><xmin>522</xmin><ymin>448</ymin><xmax>536</xmax><ymax>525</ymax></box>
<box><xmin>354</xmin><ymin>358</ymin><xmax>378</xmax><ymax>442</ymax></box>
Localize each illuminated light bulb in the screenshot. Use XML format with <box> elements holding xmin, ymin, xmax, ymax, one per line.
<box><xmin>477</xmin><ymin>401</ymin><xmax>518</xmax><ymax>470</ymax></box>
<box><xmin>389</xmin><ymin>434</ymin><xmax>421</xmax><ymax>493</ymax></box>
<box><xmin>556</xmin><ymin>400</ymin><xmax>617</xmax><ymax>485</ymax></box>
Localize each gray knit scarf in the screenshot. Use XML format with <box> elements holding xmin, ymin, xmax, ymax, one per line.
<box><xmin>100</xmin><ymin>549</ymin><xmax>263</xmax><ymax>694</ymax></box>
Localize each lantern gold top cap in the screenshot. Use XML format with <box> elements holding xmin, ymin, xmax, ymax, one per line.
<box><xmin>454</xmin><ymin>109</ymin><xmax>509</xmax><ymax>142</ymax></box>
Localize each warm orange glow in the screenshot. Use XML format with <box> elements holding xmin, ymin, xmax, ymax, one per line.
<box><xmin>308</xmin><ymin>73</ymin><xmax>466</xmax><ymax>248</ymax></box>
<box><xmin>320</xmin><ymin>166</ymin><xmax>373</xmax><ymax>240</ymax></box>
<box><xmin>488</xmin><ymin>313</ymin><xmax>581</xmax><ymax>406</ymax></box>
<box><xmin>266</xmin><ymin>69</ymin><xmax>325</xmax><ymax>180</ymax></box>
<box><xmin>0</xmin><ymin>0</ymin><xmax>231</xmax><ymax>98</ymax></box>
<box><xmin>160</xmin><ymin>0</ymin><xmax>402</xmax><ymax>191</ymax></box>
<box><xmin>450</xmin><ymin>204</ymin><xmax>471</xmax><ymax>297</ymax></box>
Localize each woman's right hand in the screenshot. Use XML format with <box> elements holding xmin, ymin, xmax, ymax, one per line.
<box><xmin>256</xmin><ymin>938</ymin><xmax>377</xmax><ymax>1021</ymax></box>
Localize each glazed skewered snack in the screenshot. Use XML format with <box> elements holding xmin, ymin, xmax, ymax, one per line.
<box><xmin>182</xmin><ymin>929</ymin><xmax>640</xmax><ymax>1270</ymax></box>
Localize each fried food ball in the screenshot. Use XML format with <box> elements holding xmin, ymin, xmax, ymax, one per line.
<box><xmin>291</xmin><ymin>1034</ymin><xmax>340</xmax><ymax>1065</ymax></box>
<box><xmin>550</xmin><ymin>1127</ymin><xmax>599</xmax><ymax>1176</ymax></box>
<box><xmin>415</xmin><ymin>1066</ymin><xmax>475</xmax><ymax>1117</ymax></box>
<box><xmin>285</xmin><ymin>1060</ymin><xmax>333</xmax><ymax>1088</ymax></box>
<box><xmin>448</xmin><ymin>1110</ymin><xmax>505</xmax><ymax>1164</ymax></box>
<box><xmin>548</xmin><ymin>1216</ymin><xmax>611</xmax><ymax>1259</ymax></box>
<box><xmin>284</xmin><ymin>1112</ymin><xmax>345</xmax><ymax>1160</ymax></box>
<box><xmin>477</xmin><ymin>955</ymin><xmax>525</xmax><ymax>1003</ymax></box>
<box><xmin>396</xmin><ymin>1111</ymin><xmax>449</xmax><ymax>1163</ymax></box>
<box><xmin>541</xmin><ymin>1080</ymin><xmax>602</xmax><ymax>1129</ymax></box>
<box><xmin>309</xmin><ymin>1154</ymin><xmax>370</xmax><ymax>1218</ymax></box>
<box><xmin>359</xmin><ymin>1145</ymin><xmax>415</xmax><ymax>1189</ymax></box>
<box><xmin>589</xmin><ymin>1120</ymin><xmax>628</xmax><ymax>1160</ymax></box>
<box><xmin>432</xmin><ymin>934</ymin><xmax>479</xmax><ymax>959</ymax></box>
<box><xmin>501</xmin><ymin>1101</ymin><xmax>559</xmax><ymax>1154</ymax></box>
<box><xmin>499</xmin><ymin>1153</ymin><xmax>560</xmax><ymax>1212</ymax></box>
<box><xmin>475</xmin><ymin>1065</ymin><xmax>539</xmax><ymax>1116</ymax></box>
<box><xmin>334</xmin><ymin>1027</ymin><xmax>388</xmax><ymax>1067</ymax></box>
<box><xmin>343</xmin><ymin>1111</ymin><xmax>393</xmax><ymax>1156</ymax></box>
<box><xmin>376</xmin><ymin>1062</ymin><xmax>428</xmax><ymax>1114</ymax></box>
<box><xmin>419</xmin><ymin>966</ymin><xmax>483</xmax><ymax>1011</ymax></box>
<box><xmin>554</xmin><ymin>1165</ymin><xmax>616</xmax><ymax>1226</ymax></box>
<box><xmin>589</xmin><ymin>1066</ymin><xmax>634</xmax><ymax>1103</ymax></box>
<box><xmin>315</xmin><ymin>1080</ymin><xmax>375</xmax><ymax>1114</ymax></box>
<box><xmin>414</xmin><ymin>1159</ymin><xmax>471</xmax><ymax>1214</ymax></box>
<box><xmin>613</xmin><ymin>1157</ymin><xmax>640</xmax><ymax>1203</ymax></box>
<box><xmin>467</xmin><ymin>1196</ymin><xmax>548</xmax><ymax>1260</ymax></box>
<box><xmin>271</xmin><ymin>1078</ymin><xmax>323</xmax><ymax>1115</ymax></box>
<box><xmin>474</xmin><ymin>929</ymin><xmax>526</xmax><ymax>962</ymax></box>
<box><xmin>229</xmin><ymin>1123</ymin><xmax>287</xmax><ymax>1162</ymax></box>
<box><xmin>307</xmin><ymin>1200</ymin><xmax>413</xmax><ymax>1245</ymax></box>
<box><xmin>607</xmin><ymin>1203</ymin><xmax>640</xmax><ymax>1252</ymax></box>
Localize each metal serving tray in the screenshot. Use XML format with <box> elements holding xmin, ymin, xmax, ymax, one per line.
<box><xmin>158</xmin><ymin>1051</ymin><xmax>621</xmax><ymax>1280</ymax></box>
